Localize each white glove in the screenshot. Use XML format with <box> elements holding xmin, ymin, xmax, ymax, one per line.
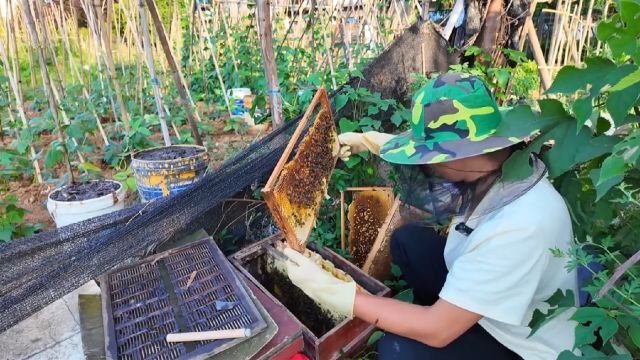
<box><xmin>284</xmin><ymin>248</ymin><xmax>357</xmax><ymax>319</ymax></box>
<box><xmin>337</xmin><ymin>131</ymin><xmax>395</xmax><ymax>161</ymax></box>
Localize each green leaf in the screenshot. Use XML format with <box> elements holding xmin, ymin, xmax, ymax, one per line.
<box><xmin>496</xmin><ymin>100</ymin><xmax>572</xmax><ymax>139</ymax></box>
<box><xmin>367</xmin><ymin>330</ymin><xmax>384</xmax><ymax>347</ymax></box>
<box><xmin>335</xmin><ymin>94</ymin><xmax>349</xmax><ymax>112</ymax></box>
<box><xmin>126</xmin><ymin>177</ymin><xmax>137</xmax><ymax>191</ymax></box>
<box><xmin>542</xmin><ymin>126</ymin><xmax>619</xmax><ymax>178</ymax></box>
<box><xmin>606</xmin><ymin>81</ymin><xmax>640</xmax><ymax>125</ymax></box>
<box><xmin>589</xmin><ymin>168</ymin><xmax>623</xmax><ymax>201</ymax></box>
<box><xmin>44</xmin><ymin>148</ymin><xmax>64</xmax><ymax>169</ymax></box>
<box><xmin>598</xmin><ymin>155</ymin><xmax>628</xmax><ymax>185</ymax></box>
<box><xmin>343</xmin><ymin>155</ymin><xmax>361</xmax><ymax>168</ymax></box>
<box><xmin>528</xmin><ymin>289</ymin><xmax>575</xmax><ymax>337</ymax></box>
<box><xmin>0</xmin><ymin>224</ymin><xmax>15</xmax><ymax>242</ymax></box>
<box><xmin>393</xmin><ymin>289</ymin><xmax>413</xmax><ymax>303</ymax></box>
<box><xmin>609</xmin><ymin>67</ymin><xmax>640</xmax><ymax>92</ymax></box>
<box><xmin>571</xmin><ymin>307</ymin><xmax>619</xmax><ymax>348</ymax></box>
<box><xmin>390</xmin><ymin>263</ymin><xmax>402</xmax><ymax>277</ymax></box>
<box><xmin>79</xmin><ymin>162</ymin><xmax>101</xmax><ymax>173</ymax></box>
<box><xmin>338</xmin><ymin>118</ymin><xmax>358</xmax><ymax>133</ymax></box>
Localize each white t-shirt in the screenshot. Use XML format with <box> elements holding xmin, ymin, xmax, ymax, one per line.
<box><xmin>439</xmin><ymin>176</ymin><xmax>578</xmax><ymax>360</ymax></box>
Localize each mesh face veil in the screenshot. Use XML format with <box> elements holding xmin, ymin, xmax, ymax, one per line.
<box><xmin>392</xmin><ymin>156</ymin><xmax>548</xmax><ymax>225</ymax></box>
<box><xmin>393</xmin><ymin>164</ymin><xmax>473</xmax><ymax>224</ymax></box>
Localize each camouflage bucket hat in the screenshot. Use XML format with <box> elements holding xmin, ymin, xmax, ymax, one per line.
<box><xmin>380</xmin><ymin>73</ymin><xmax>525</xmax><ymax>165</ymax></box>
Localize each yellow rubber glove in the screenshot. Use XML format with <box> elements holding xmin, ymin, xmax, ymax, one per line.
<box><xmin>283</xmin><ymin>248</ymin><xmax>357</xmax><ymax>319</ymax></box>
<box><xmin>337</xmin><ymin>131</ymin><xmax>395</xmax><ymax>161</ymax></box>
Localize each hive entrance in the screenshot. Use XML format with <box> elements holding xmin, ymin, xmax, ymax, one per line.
<box><xmin>263</xmin><ymin>88</ymin><xmax>338</xmax><ymax>252</ymax></box>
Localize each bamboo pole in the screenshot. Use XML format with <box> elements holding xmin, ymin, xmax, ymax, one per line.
<box><xmin>32</xmin><ymin>0</ymin><xmax>65</xmax><ymax>95</ymax></box>
<box><xmin>525</xmin><ymin>19</ymin><xmax>552</xmax><ymax>90</ymax></box>
<box><xmin>195</xmin><ymin>0</ymin><xmax>233</xmax><ymax>117</ymax></box>
<box><xmin>219</xmin><ymin>2</ymin><xmax>239</xmax><ymax>74</ymax></box>
<box><xmin>256</xmin><ymin>0</ymin><xmax>284</xmax><ymax>128</ymax></box>
<box><xmin>20</xmin><ymin>0</ymin><xmax>74</xmax><ymax>182</ymax></box>
<box><xmin>145</xmin><ymin>0</ymin><xmax>203</xmax><ymax>145</ymax></box>
<box><xmin>6</xmin><ymin>0</ymin><xmax>22</xmax><ymax>102</ymax></box>
<box><xmin>90</xmin><ymin>0</ymin><xmax>132</xmax><ymax>132</ymax></box>
<box><xmin>138</xmin><ymin>0</ymin><xmax>172</xmax><ymax>146</ymax></box>
<box><xmin>0</xmin><ymin>37</ymin><xmax>43</xmax><ymax>183</ymax></box>
<box><xmin>53</xmin><ymin>0</ymin><xmax>109</xmax><ymax>146</ymax></box>
<box><xmin>578</xmin><ymin>0</ymin><xmax>595</xmax><ymax>58</ymax></box>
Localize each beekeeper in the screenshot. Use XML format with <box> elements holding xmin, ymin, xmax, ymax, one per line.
<box><xmin>283</xmin><ymin>73</ymin><xmax>578</xmax><ymax>359</ymax></box>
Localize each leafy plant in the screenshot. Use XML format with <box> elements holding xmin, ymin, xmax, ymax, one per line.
<box><xmin>494</xmin><ymin>0</ymin><xmax>640</xmax><ymax>357</ymax></box>
<box><xmin>0</xmin><ymin>194</ymin><xmax>43</xmax><ymax>242</ymax></box>
<box><xmin>113</xmin><ymin>166</ymin><xmax>137</xmax><ymax>192</ymax></box>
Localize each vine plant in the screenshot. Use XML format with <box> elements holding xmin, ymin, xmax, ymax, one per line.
<box><xmin>494</xmin><ymin>0</ymin><xmax>640</xmax><ymax>357</ymax></box>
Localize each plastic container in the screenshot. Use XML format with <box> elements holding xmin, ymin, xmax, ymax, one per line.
<box><xmin>229</xmin><ymin>88</ymin><xmax>252</xmax><ymax>116</ymax></box>
<box><xmin>46</xmin><ymin>180</ymin><xmax>125</xmax><ymax>228</ymax></box>
<box><xmin>131</xmin><ymin>145</ymin><xmax>209</xmax><ymax>202</ymax></box>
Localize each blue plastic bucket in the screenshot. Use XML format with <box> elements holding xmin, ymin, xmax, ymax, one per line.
<box><xmin>131</xmin><ymin>145</ymin><xmax>209</xmax><ymax>202</ymax></box>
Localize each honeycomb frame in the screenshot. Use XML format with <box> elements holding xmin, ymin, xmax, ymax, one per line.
<box><xmin>262</xmin><ymin>88</ymin><xmax>337</xmax><ymax>252</ymax></box>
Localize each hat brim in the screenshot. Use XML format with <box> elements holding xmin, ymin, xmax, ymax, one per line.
<box><xmin>380</xmin><ymin>130</ymin><xmax>526</xmax><ymax>165</ymax></box>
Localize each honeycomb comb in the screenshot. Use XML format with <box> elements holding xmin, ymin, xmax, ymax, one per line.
<box><xmin>348</xmin><ymin>189</ymin><xmax>394</xmax><ymax>268</ymax></box>
<box><xmin>263</xmin><ymin>88</ymin><xmax>337</xmax><ymax>252</ymax></box>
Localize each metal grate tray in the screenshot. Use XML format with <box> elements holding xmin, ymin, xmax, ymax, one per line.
<box><xmin>101</xmin><ymin>238</ymin><xmax>266</xmax><ymax>360</ymax></box>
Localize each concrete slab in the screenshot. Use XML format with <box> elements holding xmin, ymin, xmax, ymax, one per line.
<box><xmin>62</xmin><ymin>281</ymin><xmax>101</xmax><ymax>325</ymax></box>
<box><xmin>0</xmin><ymin>298</ymin><xmax>79</xmax><ymax>360</ymax></box>
<box><xmin>28</xmin><ymin>333</ymin><xmax>84</xmax><ymax>360</ymax></box>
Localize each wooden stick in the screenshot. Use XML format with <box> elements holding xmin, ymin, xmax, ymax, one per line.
<box><xmin>219</xmin><ymin>2</ymin><xmax>239</xmax><ymax>74</ymax></box>
<box><xmin>145</xmin><ymin>0</ymin><xmax>204</xmax><ymax>145</ymax></box>
<box><xmin>91</xmin><ymin>0</ymin><xmax>132</xmax><ymax>132</ymax></box>
<box><xmin>20</xmin><ymin>0</ymin><xmax>73</xmax><ymax>182</ymax></box>
<box><xmin>256</xmin><ymin>0</ymin><xmax>284</xmax><ymax>128</ymax></box>
<box><xmin>340</xmin><ymin>190</ymin><xmax>345</xmax><ymax>251</ymax></box>
<box><xmin>195</xmin><ymin>0</ymin><xmax>233</xmax><ymax>117</ymax></box>
<box><xmin>0</xmin><ymin>37</ymin><xmax>43</xmax><ymax>183</ymax></box>
<box><xmin>138</xmin><ymin>0</ymin><xmax>172</xmax><ymax>146</ymax></box>
<box><xmin>345</xmin><ymin>187</ymin><xmax>393</xmax><ymax>192</ymax></box>
<box><xmin>525</xmin><ymin>19</ymin><xmax>552</xmax><ymax>91</ymax></box>
<box><xmin>53</xmin><ymin>0</ymin><xmax>109</xmax><ymax>146</ymax></box>
<box><xmin>167</xmin><ymin>328</ymin><xmax>250</xmax><ymax>342</ymax></box>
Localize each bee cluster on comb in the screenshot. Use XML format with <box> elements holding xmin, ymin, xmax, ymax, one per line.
<box><xmin>275</xmin><ymin>108</ymin><xmax>337</xmax><ymax>227</ymax></box>
<box><xmin>262</xmin><ymin>88</ymin><xmax>339</xmax><ymax>252</ymax></box>
<box><xmin>348</xmin><ymin>190</ymin><xmax>394</xmax><ymax>268</ymax></box>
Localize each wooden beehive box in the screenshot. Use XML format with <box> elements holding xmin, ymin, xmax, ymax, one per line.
<box><xmin>229</xmin><ymin>234</ymin><xmax>391</xmax><ymax>360</ymax></box>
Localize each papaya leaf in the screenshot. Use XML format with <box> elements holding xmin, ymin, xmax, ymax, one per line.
<box><xmin>572</xmin><ymin>307</ymin><xmax>619</xmax><ymax>348</ymax></box>
<box><xmin>528</xmin><ymin>289</ymin><xmax>576</xmax><ymax>337</ymax></box>
<box><xmin>589</xmin><ymin>168</ymin><xmax>624</xmax><ymax>201</ymax></box>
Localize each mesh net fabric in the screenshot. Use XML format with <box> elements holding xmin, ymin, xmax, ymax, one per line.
<box><xmin>0</xmin><ymin>114</ymin><xmax>308</xmax><ymax>333</ymax></box>
<box><xmin>391</xmin><ymin>156</ymin><xmax>548</xmax><ymax>224</ymax></box>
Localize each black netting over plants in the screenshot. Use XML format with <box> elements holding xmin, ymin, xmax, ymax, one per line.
<box><xmin>0</xmin><ymin>113</ymin><xmax>305</xmax><ymax>333</ymax></box>
<box><xmin>0</xmin><ymin>20</ymin><xmax>455</xmax><ymax>333</ymax></box>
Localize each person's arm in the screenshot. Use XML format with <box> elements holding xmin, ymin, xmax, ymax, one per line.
<box><xmin>354</xmin><ymin>292</ymin><xmax>482</xmax><ymax>348</ymax></box>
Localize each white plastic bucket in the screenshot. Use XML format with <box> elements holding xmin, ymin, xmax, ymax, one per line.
<box><xmin>228</xmin><ymin>88</ymin><xmax>252</xmax><ymax>117</ymax></box>
<box><xmin>46</xmin><ymin>180</ymin><xmax>126</xmax><ymax>228</ymax></box>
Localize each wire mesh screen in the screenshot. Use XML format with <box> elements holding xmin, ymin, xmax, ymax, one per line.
<box><xmin>102</xmin><ymin>239</ymin><xmax>266</xmax><ymax>359</ymax></box>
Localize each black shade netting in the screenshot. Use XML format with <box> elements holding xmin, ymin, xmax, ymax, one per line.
<box><xmin>0</xmin><ymin>107</ymin><xmax>318</xmax><ymax>333</ymax></box>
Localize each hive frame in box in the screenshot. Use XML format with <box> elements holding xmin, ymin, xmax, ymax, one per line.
<box><xmin>339</xmin><ymin>187</ymin><xmax>399</xmax><ymax>281</ymax></box>
<box><xmin>229</xmin><ymin>233</ymin><xmax>391</xmax><ymax>360</ymax></box>
<box><xmin>100</xmin><ymin>238</ymin><xmax>267</xmax><ymax>360</ymax></box>
<box><xmin>261</xmin><ymin>87</ymin><xmax>337</xmax><ymax>252</ymax></box>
